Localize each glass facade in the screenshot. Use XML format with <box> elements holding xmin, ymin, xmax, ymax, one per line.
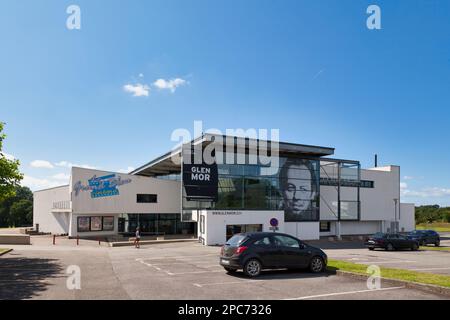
<box><xmin>183</xmin><ymin>156</ymin><xmax>320</xmax><ymax>222</ymax></box>
<box><xmin>118</xmin><ymin>213</ymin><xmax>195</xmax><ymax>235</ymax></box>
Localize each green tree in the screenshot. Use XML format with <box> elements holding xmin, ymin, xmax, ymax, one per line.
<box><xmin>9</xmin><ymin>199</ymin><xmax>33</xmax><ymax>227</ymax></box>
<box><xmin>0</xmin><ymin>122</ymin><xmax>23</xmax><ymax>201</ymax></box>
<box><xmin>0</xmin><ymin>185</ymin><xmax>33</xmax><ymax>227</ymax></box>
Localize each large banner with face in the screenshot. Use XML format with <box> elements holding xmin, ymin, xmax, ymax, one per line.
<box><xmin>278</xmin><ymin>158</ymin><xmax>320</xmax><ymax>222</ymax></box>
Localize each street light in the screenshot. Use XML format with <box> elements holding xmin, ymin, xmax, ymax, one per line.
<box><xmin>393</xmin><ymin>198</ymin><xmax>399</xmax><ymax>233</ymax></box>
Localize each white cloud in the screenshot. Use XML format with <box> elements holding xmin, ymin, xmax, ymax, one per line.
<box><xmin>138</xmin><ymin>73</ymin><xmax>144</xmax><ymax>78</ymax></box>
<box><xmin>118</xmin><ymin>166</ymin><xmax>135</xmax><ymax>174</ymax></box>
<box><xmin>403</xmin><ymin>176</ymin><xmax>414</xmax><ymax>180</ymax></box>
<box><xmin>153</xmin><ymin>78</ymin><xmax>187</xmax><ymax>93</ymax></box>
<box><xmin>52</xmin><ymin>173</ymin><xmax>71</xmax><ymax>181</ymax></box>
<box><xmin>401</xmin><ymin>184</ymin><xmax>450</xmax><ymax>198</ymax></box>
<box><xmin>55</xmin><ymin>161</ymin><xmax>97</xmax><ymax>170</ymax></box>
<box><xmin>123</xmin><ymin>83</ymin><xmax>150</xmax><ymax>97</ymax></box>
<box><xmin>30</xmin><ymin>160</ymin><xmax>54</xmax><ymax>169</ymax></box>
<box><xmin>21</xmin><ymin>175</ymin><xmax>62</xmax><ymax>191</ymax></box>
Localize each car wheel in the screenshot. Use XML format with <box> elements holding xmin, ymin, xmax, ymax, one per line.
<box><xmin>244</xmin><ymin>259</ymin><xmax>262</xmax><ymax>278</ymax></box>
<box><xmin>368</xmin><ymin>248</ymin><xmax>375</xmax><ymax>251</ymax></box>
<box><xmin>309</xmin><ymin>256</ymin><xmax>325</xmax><ymax>273</ymax></box>
<box><xmin>386</xmin><ymin>243</ymin><xmax>395</xmax><ymax>251</ymax></box>
<box><xmin>435</xmin><ymin>241</ymin><xmax>440</xmax><ymax>247</ymax></box>
<box><xmin>412</xmin><ymin>243</ymin><xmax>419</xmax><ymax>251</ymax></box>
<box><xmin>223</xmin><ymin>267</ymin><xmax>237</xmax><ymax>274</ymax></box>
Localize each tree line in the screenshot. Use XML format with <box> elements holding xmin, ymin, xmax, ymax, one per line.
<box><xmin>0</xmin><ymin>122</ymin><xmax>31</xmax><ymax>228</ymax></box>
<box><xmin>415</xmin><ymin>205</ymin><xmax>450</xmax><ymax>224</ymax></box>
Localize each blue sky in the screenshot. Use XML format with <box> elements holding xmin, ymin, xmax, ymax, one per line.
<box><xmin>0</xmin><ymin>0</ymin><xmax>449</xmax><ymax>206</ymax></box>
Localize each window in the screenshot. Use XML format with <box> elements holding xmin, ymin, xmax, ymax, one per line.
<box><xmin>77</xmin><ymin>217</ymin><xmax>90</xmax><ymax>232</ymax></box>
<box><xmin>273</xmin><ymin>235</ymin><xmax>300</xmax><ymax>248</ymax></box>
<box><xmin>200</xmin><ymin>215</ymin><xmax>205</xmax><ymax>234</ymax></box>
<box><xmin>226</xmin><ymin>224</ymin><xmax>262</xmax><ymax>240</ymax></box>
<box><xmin>137</xmin><ymin>194</ymin><xmax>157</xmax><ymax>203</ymax></box>
<box><xmin>360</xmin><ymin>180</ymin><xmax>375</xmax><ymax>188</ymax></box>
<box><xmin>320</xmin><ymin>222</ymin><xmax>331</xmax><ymax>232</ymax></box>
<box><xmin>254</xmin><ymin>237</ymin><xmax>271</xmax><ymax>246</ymax></box>
<box><xmin>103</xmin><ymin>217</ymin><xmax>114</xmax><ymax>231</ymax></box>
<box><xmin>90</xmin><ymin>217</ymin><xmax>102</xmax><ymax>231</ymax></box>
<box><xmin>77</xmin><ymin>216</ymin><xmax>114</xmax><ymax>232</ymax></box>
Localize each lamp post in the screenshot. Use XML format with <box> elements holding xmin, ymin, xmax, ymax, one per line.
<box><xmin>393</xmin><ymin>198</ymin><xmax>398</xmax><ymax>233</ymax></box>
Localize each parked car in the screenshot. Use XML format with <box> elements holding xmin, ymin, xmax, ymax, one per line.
<box><xmin>365</xmin><ymin>232</ymin><xmax>419</xmax><ymax>251</ymax></box>
<box><xmin>219</xmin><ymin>232</ymin><xmax>327</xmax><ymax>277</ymax></box>
<box><xmin>407</xmin><ymin>230</ymin><xmax>440</xmax><ymax>246</ymax></box>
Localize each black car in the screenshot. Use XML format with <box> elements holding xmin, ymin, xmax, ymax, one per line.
<box><xmin>407</xmin><ymin>230</ymin><xmax>440</xmax><ymax>246</ymax></box>
<box><xmin>365</xmin><ymin>233</ymin><xmax>419</xmax><ymax>251</ymax></box>
<box><xmin>219</xmin><ymin>232</ymin><xmax>327</xmax><ymax>277</ymax></box>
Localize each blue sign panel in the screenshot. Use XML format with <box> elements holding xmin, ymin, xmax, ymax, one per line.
<box><xmin>74</xmin><ymin>174</ymin><xmax>132</xmax><ymax>198</ymax></box>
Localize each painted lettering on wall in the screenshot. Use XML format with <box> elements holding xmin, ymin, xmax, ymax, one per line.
<box><xmin>74</xmin><ymin>174</ymin><xmax>132</xmax><ymax>198</ymax></box>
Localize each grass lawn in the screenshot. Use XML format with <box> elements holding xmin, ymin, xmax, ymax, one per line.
<box><xmin>0</xmin><ymin>248</ymin><xmax>11</xmax><ymax>255</ymax></box>
<box><xmin>420</xmin><ymin>246</ymin><xmax>450</xmax><ymax>252</ymax></box>
<box><xmin>416</xmin><ymin>223</ymin><xmax>450</xmax><ymax>232</ymax></box>
<box><xmin>327</xmin><ymin>259</ymin><xmax>450</xmax><ymax>288</ymax></box>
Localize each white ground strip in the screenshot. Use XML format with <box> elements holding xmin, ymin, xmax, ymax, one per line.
<box><xmin>136</xmin><ymin>255</ymin><xmax>223</xmax><ymax>275</ymax></box>
<box><xmin>284</xmin><ymin>286</ymin><xmax>406</xmax><ymax>300</ymax></box>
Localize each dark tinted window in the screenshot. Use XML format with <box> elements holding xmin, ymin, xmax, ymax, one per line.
<box><xmin>226</xmin><ymin>234</ymin><xmax>247</xmax><ymax>247</ymax></box>
<box><xmin>137</xmin><ymin>194</ymin><xmax>157</xmax><ymax>203</ymax></box>
<box><xmin>373</xmin><ymin>232</ymin><xmax>386</xmax><ymax>238</ymax></box>
<box><xmin>253</xmin><ymin>237</ymin><xmax>271</xmax><ymax>246</ymax></box>
<box><xmin>273</xmin><ymin>235</ymin><xmax>300</xmax><ymax>248</ymax></box>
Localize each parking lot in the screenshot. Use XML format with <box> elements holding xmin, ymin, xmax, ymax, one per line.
<box><xmin>0</xmin><ymin>236</ymin><xmax>449</xmax><ymax>300</ymax></box>
<box><xmin>315</xmin><ymin>233</ymin><xmax>450</xmax><ymax>275</ymax></box>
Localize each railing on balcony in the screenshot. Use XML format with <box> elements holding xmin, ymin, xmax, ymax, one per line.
<box><xmin>52</xmin><ymin>200</ymin><xmax>72</xmax><ymax>212</ymax></box>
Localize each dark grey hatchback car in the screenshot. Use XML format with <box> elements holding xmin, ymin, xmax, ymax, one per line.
<box><xmin>219</xmin><ymin>232</ymin><xmax>328</xmax><ymax>277</ymax></box>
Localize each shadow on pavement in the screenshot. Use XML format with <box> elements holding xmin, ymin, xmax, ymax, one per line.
<box><xmin>0</xmin><ymin>254</ymin><xmax>64</xmax><ymax>300</ymax></box>
<box><xmin>227</xmin><ymin>268</ymin><xmax>336</xmax><ymax>281</ymax></box>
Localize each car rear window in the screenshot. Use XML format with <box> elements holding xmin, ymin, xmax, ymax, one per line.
<box><xmin>372</xmin><ymin>232</ymin><xmax>386</xmax><ymax>238</ymax></box>
<box><xmin>226</xmin><ymin>234</ymin><xmax>248</xmax><ymax>247</ymax></box>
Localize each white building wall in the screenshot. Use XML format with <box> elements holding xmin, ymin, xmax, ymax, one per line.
<box><xmin>284</xmin><ymin>222</ymin><xmax>320</xmax><ymax>240</ymax></box>
<box><xmin>200</xmin><ymin>210</ymin><xmax>285</xmax><ymax>246</ymax></box>
<box><xmin>360</xmin><ymin>166</ymin><xmax>400</xmax><ymax>223</ymax></box>
<box><xmin>400</xmin><ymin>203</ymin><xmax>415</xmax><ymax>232</ymax></box>
<box><xmin>33</xmin><ymin>186</ymin><xmax>71</xmax><ymax>235</ymax></box>
<box><xmin>340</xmin><ymin>221</ymin><xmax>381</xmax><ymax>235</ymax></box>
<box><xmin>71</xmin><ymin>167</ymin><xmax>181</xmax><ymax>214</ymax></box>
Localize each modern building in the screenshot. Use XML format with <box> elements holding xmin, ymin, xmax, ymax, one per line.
<box><xmin>33</xmin><ymin>134</ymin><xmax>415</xmax><ymax>245</ymax></box>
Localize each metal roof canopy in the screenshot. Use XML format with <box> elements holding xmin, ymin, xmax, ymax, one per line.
<box><xmin>131</xmin><ymin>134</ymin><xmax>335</xmax><ymax>177</ymax></box>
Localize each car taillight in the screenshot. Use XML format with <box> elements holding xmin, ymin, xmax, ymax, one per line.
<box><xmin>235</xmin><ymin>246</ymin><xmax>248</xmax><ymax>256</ymax></box>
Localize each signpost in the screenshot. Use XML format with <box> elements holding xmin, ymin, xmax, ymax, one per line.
<box><xmin>269</xmin><ymin>218</ymin><xmax>279</xmax><ymax>232</ymax></box>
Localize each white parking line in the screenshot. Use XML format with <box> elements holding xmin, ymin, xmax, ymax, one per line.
<box><xmin>410</xmin><ymin>267</ymin><xmax>450</xmax><ymax>271</ymax></box>
<box><xmin>347</xmin><ymin>260</ymin><xmax>416</xmax><ymax>264</ymax></box>
<box><xmin>285</xmin><ymin>286</ymin><xmax>405</xmax><ymax>300</ymax></box>
<box><xmin>166</xmin><ymin>270</ymin><xmax>223</xmax><ymax>276</ymax></box>
<box><xmin>136</xmin><ymin>254</ymin><xmax>218</xmax><ymax>261</ymax></box>
<box><xmin>193</xmin><ymin>280</ymin><xmax>253</xmax><ymax>288</ymax></box>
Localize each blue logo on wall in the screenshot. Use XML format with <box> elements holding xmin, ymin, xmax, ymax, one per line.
<box><xmin>74</xmin><ymin>174</ymin><xmax>132</xmax><ymax>198</ymax></box>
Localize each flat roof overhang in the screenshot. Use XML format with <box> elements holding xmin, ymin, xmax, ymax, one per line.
<box><xmin>131</xmin><ymin>134</ymin><xmax>335</xmax><ymax>177</ymax></box>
